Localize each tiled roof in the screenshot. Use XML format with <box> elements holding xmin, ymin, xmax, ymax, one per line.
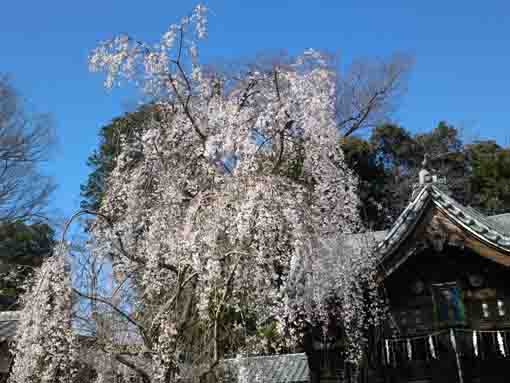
<box><xmin>487</xmin><ymin>213</ymin><xmax>510</xmax><ymax>235</ymax></box>
<box><xmin>0</xmin><ymin>311</ymin><xmax>20</xmax><ymax>321</ymax></box>
<box><xmin>223</xmin><ymin>353</ymin><xmax>309</xmax><ymax>383</ymax></box>
<box><xmin>376</xmin><ymin>184</ymin><xmax>510</xmax><ymax>277</ymax></box>
<box><xmin>0</xmin><ymin>311</ymin><xmax>19</xmax><ymax>341</ymax></box>
<box><xmin>430</xmin><ymin>187</ymin><xmax>510</xmax><ymax>248</ymax></box>
<box><xmin>376</xmin><ymin>184</ymin><xmax>433</xmax><ymax>260</ymax></box>
<box><xmin>0</xmin><ymin>320</ymin><xmax>16</xmax><ymax>342</ymax></box>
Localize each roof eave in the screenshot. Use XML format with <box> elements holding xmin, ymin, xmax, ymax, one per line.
<box><xmin>376</xmin><ymin>184</ymin><xmax>510</xmax><ymax>279</ymax></box>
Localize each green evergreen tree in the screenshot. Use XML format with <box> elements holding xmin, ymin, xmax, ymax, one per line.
<box><xmin>341</xmin><ymin>121</ymin><xmax>510</xmax><ymax>229</ymax></box>
<box><xmin>0</xmin><ymin>221</ymin><xmax>55</xmax><ymax>308</ymax></box>
<box><xmin>467</xmin><ymin>140</ymin><xmax>510</xmax><ymax>215</ymax></box>
<box><xmin>80</xmin><ymin>105</ymin><xmax>154</xmax><ymax>211</ymax></box>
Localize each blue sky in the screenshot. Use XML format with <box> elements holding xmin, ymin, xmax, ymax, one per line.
<box><xmin>1</xmin><ymin>1</ymin><xmax>509</xmax><ymax>219</ymax></box>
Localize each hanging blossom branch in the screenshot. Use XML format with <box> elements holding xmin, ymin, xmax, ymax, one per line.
<box><xmin>9</xmin><ymin>244</ymin><xmax>79</xmax><ymax>383</ymax></box>
<box><xmin>87</xmin><ymin>2</ymin><xmax>382</xmax><ymax>375</ymax></box>
<box><xmin>13</xmin><ymin>5</ymin><xmax>384</xmax><ymax>383</ymax></box>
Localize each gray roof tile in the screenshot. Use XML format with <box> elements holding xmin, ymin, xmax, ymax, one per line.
<box><xmin>376</xmin><ymin>185</ymin><xmax>510</xmax><ymax>277</ymax></box>
<box><xmin>0</xmin><ymin>311</ymin><xmax>19</xmax><ymax>341</ymax></box>
<box><xmin>0</xmin><ymin>320</ymin><xmax>16</xmax><ymax>341</ymax></box>
<box><xmin>223</xmin><ymin>353</ymin><xmax>309</xmax><ymax>383</ymax></box>
<box><xmin>487</xmin><ymin>213</ymin><xmax>510</xmax><ymax>235</ymax></box>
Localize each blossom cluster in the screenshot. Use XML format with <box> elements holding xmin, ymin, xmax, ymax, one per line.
<box><xmin>85</xmin><ymin>3</ymin><xmax>383</xmax><ymax>380</ymax></box>
<box><xmin>9</xmin><ymin>245</ymin><xmax>78</xmax><ymax>383</ymax></box>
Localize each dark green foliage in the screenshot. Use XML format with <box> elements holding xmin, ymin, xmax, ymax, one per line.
<box><xmin>414</xmin><ymin>121</ymin><xmax>470</xmax><ymax>206</ymax></box>
<box><xmin>341</xmin><ymin>135</ymin><xmax>389</xmax><ymax>229</ymax></box>
<box><xmin>467</xmin><ymin>141</ymin><xmax>510</xmax><ymax>215</ymax></box>
<box><xmin>370</xmin><ymin>123</ymin><xmax>420</xmax><ymax>170</ymax></box>
<box><xmin>343</xmin><ymin>121</ymin><xmax>509</xmax><ymax>229</ymax></box>
<box><xmin>342</xmin><ymin>123</ymin><xmax>424</xmax><ymax>229</ymax></box>
<box><xmin>0</xmin><ymin>221</ymin><xmax>55</xmax><ymax>306</ymax></box>
<box><xmin>80</xmin><ymin>105</ymin><xmax>154</xmax><ymax>211</ymax></box>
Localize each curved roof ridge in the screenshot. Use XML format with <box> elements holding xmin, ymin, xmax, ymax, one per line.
<box><xmin>376</xmin><ymin>184</ymin><xmax>433</xmax><ymax>258</ymax></box>
<box><xmin>376</xmin><ymin>185</ymin><xmax>510</xmax><ymax>277</ymax></box>
<box><xmin>430</xmin><ymin>186</ymin><xmax>510</xmax><ymax>250</ymax></box>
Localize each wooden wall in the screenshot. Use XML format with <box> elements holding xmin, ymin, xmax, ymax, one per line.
<box><xmin>378</xmin><ymin>245</ymin><xmax>510</xmax><ymax>383</ymax></box>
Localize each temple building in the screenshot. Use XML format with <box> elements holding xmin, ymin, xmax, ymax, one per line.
<box><xmin>371</xmin><ymin>159</ymin><xmax>510</xmax><ymax>383</ymax></box>
<box><xmin>235</xmin><ymin>158</ymin><xmax>510</xmax><ymax>383</ymax></box>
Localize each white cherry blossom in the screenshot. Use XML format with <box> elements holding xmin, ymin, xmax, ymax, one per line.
<box><xmin>13</xmin><ymin>5</ymin><xmax>382</xmax><ymax>382</ymax></box>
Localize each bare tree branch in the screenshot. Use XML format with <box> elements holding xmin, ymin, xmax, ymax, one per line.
<box><xmin>336</xmin><ymin>54</ymin><xmax>413</xmax><ymax>137</ymax></box>
<box><xmin>0</xmin><ymin>75</ymin><xmax>56</xmax><ymax>222</ymax></box>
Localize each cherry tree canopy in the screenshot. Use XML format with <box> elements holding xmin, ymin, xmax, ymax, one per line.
<box><xmin>11</xmin><ymin>5</ymin><xmax>382</xmax><ymax>383</ymax></box>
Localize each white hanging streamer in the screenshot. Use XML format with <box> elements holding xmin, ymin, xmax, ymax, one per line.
<box><xmin>385</xmin><ymin>339</ymin><xmax>390</xmax><ymax>365</ymax></box>
<box><xmin>428</xmin><ymin>335</ymin><xmax>437</xmax><ymax>359</ymax></box>
<box><xmin>472</xmin><ymin>330</ymin><xmax>479</xmax><ymax>357</ymax></box>
<box><xmin>450</xmin><ymin>329</ymin><xmax>464</xmax><ymax>383</ymax></box>
<box><xmin>385</xmin><ymin>329</ymin><xmax>508</xmax><ymax>365</ymax></box>
<box><xmin>497</xmin><ymin>331</ymin><xmax>506</xmax><ymax>357</ymax></box>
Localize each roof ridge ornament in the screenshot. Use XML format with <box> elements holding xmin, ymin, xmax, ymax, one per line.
<box><xmin>412</xmin><ymin>153</ymin><xmax>448</xmax><ymax>199</ymax></box>
<box><xmin>419</xmin><ymin>153</ymin><xmax>433</xmax><ymax>185</ymax></box>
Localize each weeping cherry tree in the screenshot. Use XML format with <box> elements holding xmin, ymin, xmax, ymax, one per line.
<box><xmin>10</xmin><ymin>5</ymin><xmax>383</xmax><ymax>383</ymax></box>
